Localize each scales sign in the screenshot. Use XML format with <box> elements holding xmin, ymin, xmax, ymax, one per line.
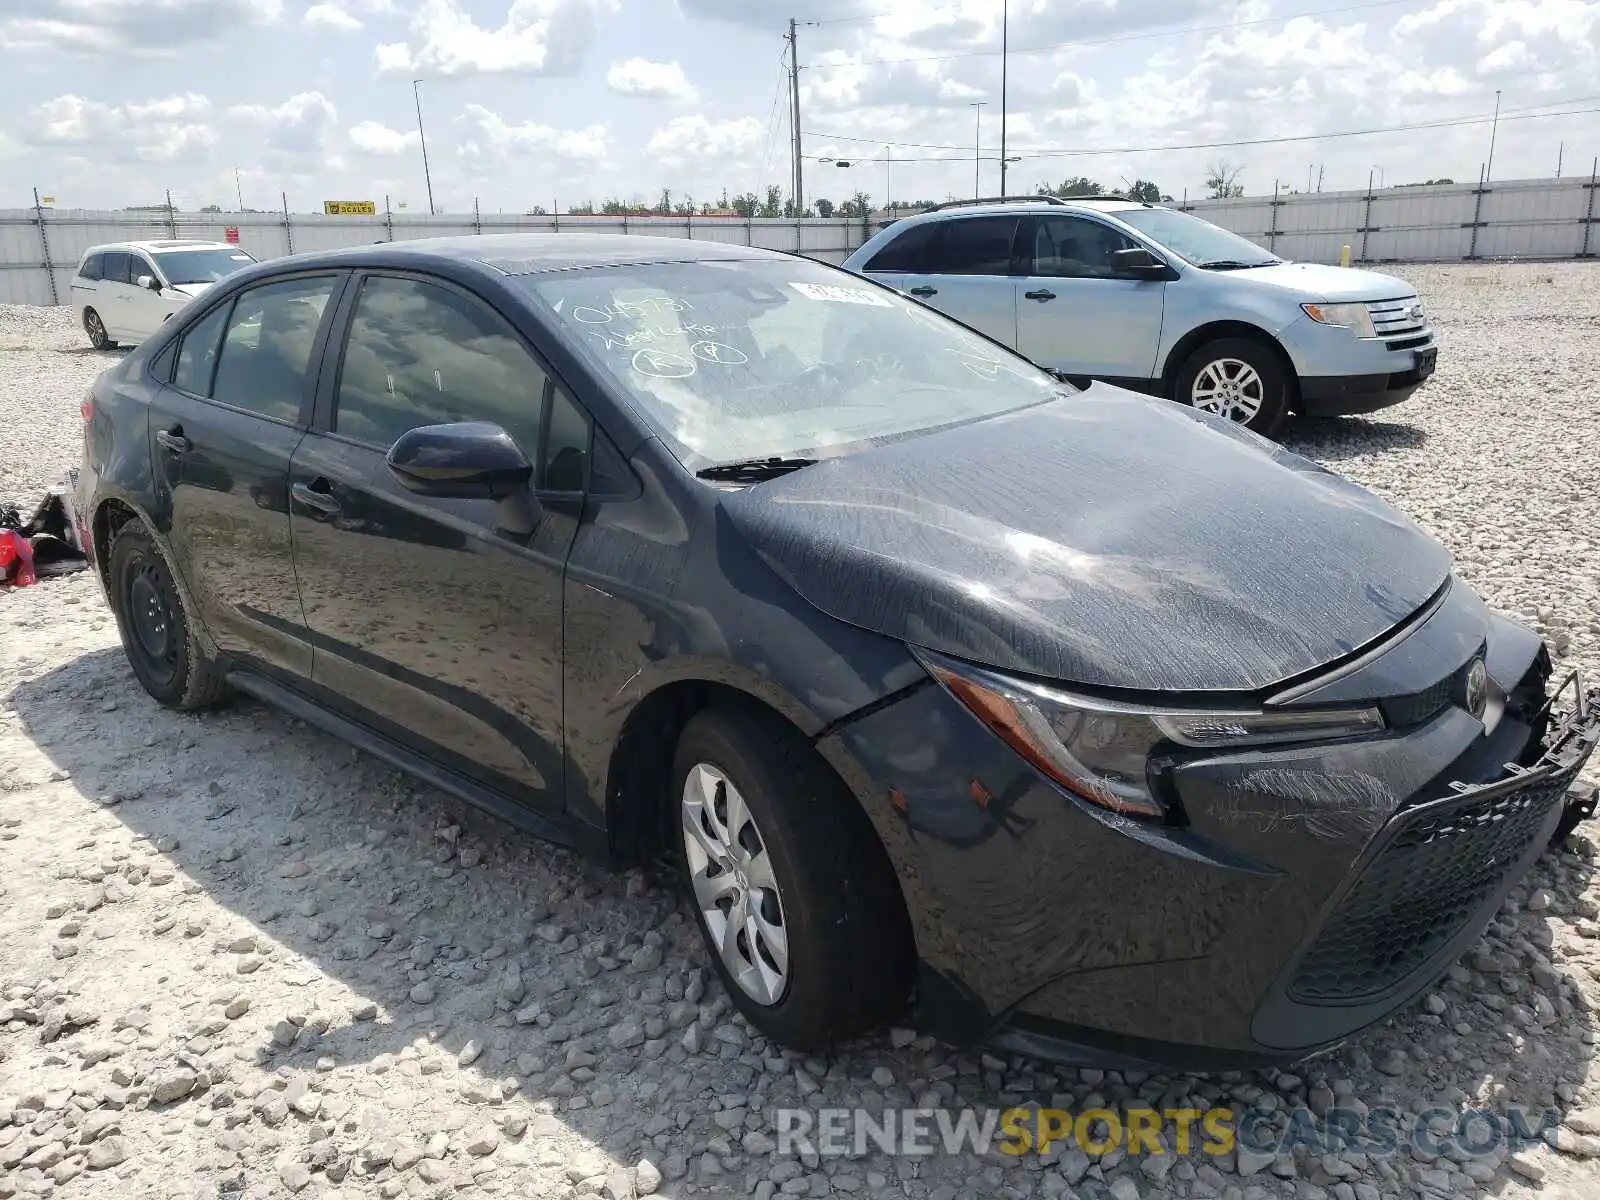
<box><xmin>323</xmin><ymin>200</ymin><xmax>377</xmax><ymax>216</ymax></box>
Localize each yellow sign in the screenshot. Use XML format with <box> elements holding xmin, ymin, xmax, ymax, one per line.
<box><xmin>40</xmin><ymin>196</ymin><xmax>56</xmax><ymax>205</ymax></box>
<box><xmin>323</xmin><ymin>200</ymin><xmax>377</xmax><ymax>216</ymax></box>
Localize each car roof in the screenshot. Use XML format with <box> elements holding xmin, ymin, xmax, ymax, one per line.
<box><xmin>83</xmin><ymin>240</ymin><xmax>237</xmax><ymax>254</ymax></box>
<box><xmin>263</xmin><ymin>234</ymin><xmax>789</xmax><ymax>278</ymax></box>
<box><xmin>907</xmin><ymin>199</ymin><xmax>1149</xmax><ymax>221</ymax></box>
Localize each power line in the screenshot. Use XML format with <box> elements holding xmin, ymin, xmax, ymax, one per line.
<box><xmin>804</xmin><ymin>0</ymin><xmax>1427</xmax><ymax>71</ymax></box>
<box><xmin>802</xmin><ymin>100</ymin><xmax>1600</xmax><ymax>163</ymax></box>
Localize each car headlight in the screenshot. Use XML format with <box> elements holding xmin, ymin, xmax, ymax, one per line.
<box><xmin>917</xmin><ymin>649</ymin><xmax>1385</xmax><ymax>821</ymax></box>
<box><xmin>1301</xmin><ymin>302</ymin><xmax>1377</xmax><ymax>338</ymax></box>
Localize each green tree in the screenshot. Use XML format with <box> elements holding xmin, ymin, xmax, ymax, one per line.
<box><xmin>1038</xmin><ymin>176</ymin><xmax>1103</xmax><ymax>199</ymax></box>
<box><xmin>567</xmin><ymin>202</ymin><xmax>596</xmax><ymax>215</ymax></box>
<box><xmin>1127</xmin><ymin>180</ymin><xmax>1163</xmax><ymax>204</ymax></box>
<box><xmin>758</xmin><ymin>184</ymin><xmax>784</xmax><ymax>219</ymax></box>
<box><xmin>730</xmin><ymin>192</ymin><xmax>760</xmax><ymax>218</ymax></box>
<box><xmin>1204</xmin><ymin>159</ymin><xmax>1245</xmax><ymax>199</ymax></box>
<box><xmin>814</xmin><ymin>198</ymin><xmax>835</xmax><ymax>218</ymax></box>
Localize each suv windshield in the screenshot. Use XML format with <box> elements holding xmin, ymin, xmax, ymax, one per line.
<box><xmin>155</xmin><ymin>248</ymin><xmax>256</xmax><ymax>285</ymax></box>
<box><xmin>1114</xmin><ymin>208</ymin><xmax>1280</xmax><ymax>269</ymax></box>
<box><xmin>521</xmin><ymin>259</ymin><xmax>1067</xmax><ymax>468</ymax></box>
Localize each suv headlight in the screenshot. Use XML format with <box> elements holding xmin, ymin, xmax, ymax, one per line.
<box><xmin>918</xmin><ymin>650</ymin><xmax>1385</xmax><ymax>820</ymax></box>
<box><xmin>1301</xmin><ymin>302</ymin><xmax>1377</xmax><ymax>338</ymax></box>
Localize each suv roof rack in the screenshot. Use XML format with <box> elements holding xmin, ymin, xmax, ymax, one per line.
<box><xmin>924</xmin><ymin>193</ymin><xmax>1138</xmax><ymax>213</ymax></box>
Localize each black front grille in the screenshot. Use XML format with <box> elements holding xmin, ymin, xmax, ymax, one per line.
<box><xmin>1289</xmin><ymin>774</ymin><xmax>1570</xmax><ymax>1003</ymax></box>
<box><xmin>1385</xmin><ymin>335</ymin><xmax>1433</xmax><ymax>352</ymax></box>
<box><xmin>1382</xmin><ymin>674</ymin><xmax>1456</xmax><ymax>728</ymax></box>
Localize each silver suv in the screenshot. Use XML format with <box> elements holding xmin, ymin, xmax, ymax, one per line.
<box><xmin>841</xmin><ymin>196</ymin><xmax>1437</xmax><ymax>436</ymax></box>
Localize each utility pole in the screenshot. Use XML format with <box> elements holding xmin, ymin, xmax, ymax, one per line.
<box><xmin>970</xmin><ymin>101</ymin><xmax>986</xmax><ymax>197</ymax></box>
<box><xmin>235</xmin><ymin>167</ymin><xmax>244</xmax><ymax>211</ymax></box>
<box><xmin>885</xmin><ymin>145</ymin><xmax>892</xmax><ymax>217</ymax></box>
<box><xmin>1556</xmin><ymin>141</ymin><xmax>1564</xmax><ymax>179</ymax></box>
<box><xmin>999</xmin><ymin>0</ymin><xmax>1009</xmax><ymax>197</ymax></box>
<box><xmin>1316</xmin><ymin>164</ymin><xmax>1324</xmax><ymax>192</ymax></box>
<box><xmin>788</xmin><ymin>19</ymin><xmax>803</xmax><ymax>217</ymax></box>
<box><xmin>413</xmin><ymin>78</ymin><xmax>436</xmax><ymax>216</ymax></box>
<box><xmin>1485</xmin><ymin>89</ymin><xmax>1501</xmax><ymax>183</ymax></box>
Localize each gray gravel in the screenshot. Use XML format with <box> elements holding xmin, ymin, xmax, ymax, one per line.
<box><xmin>3</xmin><ymin>263</ymin><xmax>1599</xmax><ymax>1200</ymax></box>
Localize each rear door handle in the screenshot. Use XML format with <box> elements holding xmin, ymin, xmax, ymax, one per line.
<box><xmin>1025</xmin><ymin>289</ymin><xmax>1057</xmax><ymax>302</ymax></box>
<box><xmin>155</xmin><ymin>429</ymin><xmax>191</xmax><ymax>454</ymax></box>
<box><xmin>291</xmin><ymin>479</ymin><xmax>341</xmax><ymax>515</ymax></box>
<box><xmin>908</xmin><ymin>286</ymin><xmax>938</xmax><ymax>298</ymax></box>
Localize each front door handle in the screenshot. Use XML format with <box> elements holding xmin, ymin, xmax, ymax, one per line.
<box><xmin>908</xmin><ymin>286</ymin><xmax>938</xmax><ymax>297</ymax></box>
<box><xmin>155</xmin><ymin>428</ymin><xmax>191</xmax><ymax>454</ymax></box>
<box><xmin>1024</xmin><ymin>289</ymin><xmax>1057</xmax><ymax>302</ymax></box>
<box><xmin>291</xmin><ymin>479</ymin><xmax>341</xmax><ymax>515</ymax></box>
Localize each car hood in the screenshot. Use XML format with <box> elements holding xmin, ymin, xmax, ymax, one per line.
<box><xmin>1216</xmin><ymin>261</ymin><xmax>1415</xmax><ymax>302</ymax></box>
<box><xmin>719</xmin><ymin>386</ymin><xmax>1452</xmax><ymax>694</ymax></box>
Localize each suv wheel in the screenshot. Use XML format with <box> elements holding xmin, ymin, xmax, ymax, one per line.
<box><xmin>84</xmin><ymin>308</ymin><xmax>116</xmax><ymax>351</ymax></box>
<box><xmin>1173</xmin><ymin>337</ymin><xmax>1289</xmax><ymax>437</ymax></box>
<box><xmin>672</xmin><ymin>708</ymin><xmax>913</xmax><ymax>1051</ymax></box>
<box><xmin>107</xmin><ymin>522</ymin><xmax>230</xmax><ymax>709</ymax></box>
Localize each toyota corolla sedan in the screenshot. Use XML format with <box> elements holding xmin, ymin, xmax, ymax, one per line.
<box><xmin>76</xmin><ymin>235</ymin><xmax>1598</xmax><ymax>1069</ymax></box>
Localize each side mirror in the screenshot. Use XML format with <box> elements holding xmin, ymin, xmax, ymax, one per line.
<box><xmin>136</xmin><ymin>274</ymin><xmax>161</xmax><ymax>292</ymax></box>
<box><xmin>386</xmin><ymin>422</ymin><xmax>533</xmax><ymax>500</ymax></box>
<box><xmin>1110</xmin><ymin>248</ymin><xmax>1173</xmax><ymax>281</ymax></box>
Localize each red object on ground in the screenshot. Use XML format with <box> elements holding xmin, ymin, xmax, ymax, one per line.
<box><xmin>224</xmin><ymin>227</ymin><xmax>240</xmax><ymax>244</ymax></box>
<box><xmin>0</xmin><ymin>529</ymin><xmax>36</xmax><ymax>586</ymax></box>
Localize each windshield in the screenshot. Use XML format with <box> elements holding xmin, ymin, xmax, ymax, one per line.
<box><xmin>155</xmin><ymin>248</ymin><xmax>256</xmax><ymax>285</ymax></box>
<box><xmin>520</xmin><ymin>259</ymin><xmax>1068</xmax><ymax>468</ymax></box>
<box><xmin>1114</xmin><ymin>209</ymin><xmax>1280</xmax><ymax>268</ymax></box>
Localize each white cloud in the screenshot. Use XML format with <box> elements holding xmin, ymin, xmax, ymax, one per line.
<box><xmin>0</xmin><ymin>0</ymin><xmax>283</xmax><ymax>54</ymax></box>
<box><xmin>349</xmin><ymin>119</ymin><xmax>419</xmax><ymax>155</ymax></box>
<box><xmin>646</xmin><ymin>115</ymin><xmax>764</xmax><ymax>166</ymax></box>
<box><xmin>457</xmin><ymin>103</ymin><xmax>610</xmax><ymax>162</ymax></box>
<box><xmin>376</xmin><ymin>0</ymin><xmax>618</xmax><ymax>77</ymax></box>
<box><xmin>304</xmin><ymin>4</ymin><xmax>363</xmax><ymax>31</ymax></box>
<box><xmin>27</xmin><ymin>92</ymin><xmax>215</xmax><ymax>163</ymax></box>
<box><xmin>228</xmin><ymin>91</ymin><xmax>341</xmax><ymax>172</ymax></box>
<box><xmin>606</xmin><ymin>58</ymin><xmax>699</xmax><ymax>103</ymax></box>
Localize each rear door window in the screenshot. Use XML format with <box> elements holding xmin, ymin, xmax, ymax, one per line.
<box><xmin>930</xmin><ymin>216</ymin><xmax>1023</xmax><ymax>276</ymax></box>
<box><xmin>210</xmin><ymin>276</ymin><xmax>338</xmax><ymax>424</ymax></box>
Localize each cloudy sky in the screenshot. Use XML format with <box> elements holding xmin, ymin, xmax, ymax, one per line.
<box><xmin>1</xmin><ymin>0</ymin><xmax>1596</xmax><ymax>214</ymax></box>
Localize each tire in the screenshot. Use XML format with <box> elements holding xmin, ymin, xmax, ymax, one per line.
<box><xmin>84</xmin><ymin>308</ymin><xmax>116</xmax><ymax>351</ymax></box>
<box><xmin>672</xmin><ymin>707</ymin><xmax>913</xmax><ymax>1051</ymax></box>
<box><xmin>1172</xmin><ymin>336</ymin><xmax>1290</xmax><ymax>437</ymax></box>
<box><xmin>106</xmin><ymin>522</ymin><xmax>230</xmax><ymax>710</ymax></box>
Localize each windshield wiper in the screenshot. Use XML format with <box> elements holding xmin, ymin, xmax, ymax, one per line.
<box><xmin>695</xmin><ymin>456</ymin><xmax>818</xmax><ymax>482</ymax></box>
<box><xmin>1195</xmin><ymin>259</ymin><xmax>1278</xmax><ymax>270</ymax></box>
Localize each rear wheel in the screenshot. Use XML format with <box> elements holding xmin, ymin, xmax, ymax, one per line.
<box><xmin>84</xmin><ymin>308</ymin><xmax>116</xmax><ymax>351</ymax></box>
<box><xmin>1173</xmin><ymin>337</ymin><xmax>1289</xmax><ymax>437</ymax></box>
<box><xmin>672</xmin><ymin>708</ymin><xmax>913</xmax><ymax>1051</ymax></box>
<box><xmin>106</xmin><ymin>522</ymin><xmax>229</xmax><ymax>710</ymax></box>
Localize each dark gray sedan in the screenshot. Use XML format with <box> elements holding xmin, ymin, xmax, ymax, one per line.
<box><xmin>75</xmin><ymin>234</ymin><xmax>1598</xmax><ymax>1069</ymax></box>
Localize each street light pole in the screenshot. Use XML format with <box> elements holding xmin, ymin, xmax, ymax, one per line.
<box><xmin>970</xmin><ymin>102</ymin><xmax>986</xmax><ymax>197</ymax></box>
<box><xmin>413</xmin><ymin>78</ymin><xmax>436</xmax><ymax>216</ymax></box>
<box><xmin>1485</xmin><ymin>89</ymin><xmax>1501</xmax><ymax>183</ymax></box>
<box><xmin>884</xmin><ymin>146</ymin><xmax>892</xmax><ymax>217</ymax></box>
<box><xmin>234</xmin><ymin>167</ymin><xmax>244</xmax><ymax>211</ymax></box>
<box><xmin>999</xmin><ymin>0</ymin><xmax>1009</xmax><ymax>197</ymax></box>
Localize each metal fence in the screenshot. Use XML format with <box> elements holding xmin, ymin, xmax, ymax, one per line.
<box><xmin>1180</xmin><ymin>171</ymin><xmax>1599</xmax><ymax>264</ymax></box>
<box><xmin>0</xmin><ymin>206</ymin><xmax>875</xmax><ymax>306</ymax></box>
<box><xmin>4</xmin><ymin>170</ymin><xmax>1596</xmax><ymax>306</ymax></box>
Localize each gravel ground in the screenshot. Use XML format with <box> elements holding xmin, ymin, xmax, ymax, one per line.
<box><xmin>2</xmin><ymin>262</ymin><xmax>1599</xmax><ymax>1200</ymax></box>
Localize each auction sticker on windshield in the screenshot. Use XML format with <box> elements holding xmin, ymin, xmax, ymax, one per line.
<box><xmin>789</xmin><ymin>282</ymin><xmax>893</xmax><ymax>306</ymax></box>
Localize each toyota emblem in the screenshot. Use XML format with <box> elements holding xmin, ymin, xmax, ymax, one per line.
<box><xmin>1464</xmin><ymin>657</ymin><xmax>1488</xmax><ymax>720</ymax></box>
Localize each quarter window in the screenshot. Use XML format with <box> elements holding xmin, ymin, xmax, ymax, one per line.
<box><xmin>1027</xmin><ymin>216</ymin><xmax>1136</xmax><ymax>279</ymax></box>
<box><xmin>333</xmin><ymin>275</ymin><xmax>550</xmax><ymax>456</ymax></box>
<box><xmin>210</xmin><ymin>276</ymin><xmax>337</xmax><ymax>423</ymax></box>
<box><xmin>79</xmin><ymin>254</ymin><xmax>104</xmax><ymax>281</ymax></box>
<box><xmin>172</xmin><ymin>303</ymin><xmax>232</xmax><ymax>396</ymax></box>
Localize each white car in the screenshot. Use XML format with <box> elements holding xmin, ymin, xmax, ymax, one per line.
<box><xmin>70</xmin><ymin>240</ymin><xmax>257</xmax><ymax>350</ymax></box>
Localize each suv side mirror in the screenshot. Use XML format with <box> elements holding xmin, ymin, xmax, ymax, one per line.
<box><xmin>387</xmin><ymin>422</ymin><xmax>533</xmax><ymax>499</ymax></box>
<box><xmin>136</xmin><ymin>274</ymin><xmax>161</xmax><ymax>292</ymax></box>
<box><xmin>1110</xmin><ymin>248</ymin><xmax>1173</xmax><ymax>281</ymax></box>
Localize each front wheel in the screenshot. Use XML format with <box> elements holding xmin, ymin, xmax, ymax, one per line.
<box><xmin>84</xmin><ymin>308</ymin><xmax>116</xmax><ymax>351</ymax></box>
<box><xmin>672</xmin><ymin>708</ymin><xmax>913</xmax><ymax>1051</ymax></box>
<box><xmin>1173</xmin><ymin>337</ymin><xmax>1290</xmax><ymax>437</ymax></box>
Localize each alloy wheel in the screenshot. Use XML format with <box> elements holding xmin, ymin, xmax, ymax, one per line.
<box><xmin>680</xmin><ymin>761</ymin><xmax>790</xmax><ymax>1006</ymax></box>
<box><xmin>86</xmin><ymin>310</ymin><xmax>107</xmax><ymax>349</ymax></box>
<box><xmin>1191</xmin><ymin>357</ymin><xmax>1265</xmax><ymax>423</ymax></box>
